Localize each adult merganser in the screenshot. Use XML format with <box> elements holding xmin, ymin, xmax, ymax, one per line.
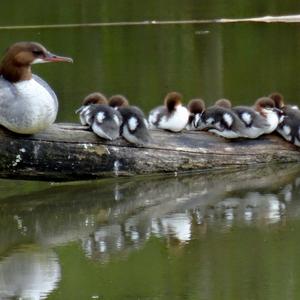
<box><xmin>186</xmin><ymin>98</ymin><xmax>206</xmax><ymax>130</ymax></box>
<box><xmin>200</xmin><ymin>100</ymin><xmax>249</xmax><ymax>139</ymax></box>
<box><xmin>253</xmin><ymin>97</ymin><xmax>282</xmax><ymax>134</ymax></box>
<box><xmin>109</xmin><ymin>95</ymin><xmax>151</xmax><ymax>145</ymax></box>
<box><xmin>269</xmin><ymin>92</ymin><xmax>300</xmax><ymax>145</ymax></box>
<box><xmin>0</xmin><ymin>41</ymin><xmax>72</xmax><ymax>134</ymax></box>
<box><xmin>215</xmin><ymin>98</ymin><xmax>272</xmax><ymax>138</ymax></box>
<box><xmin>76</xmin><ymin>92</ymin><xmax>122</xmax><ymax>141</ymax></box>
<box><xmin>148</xmin><ymin>92</ymin><xmax>190</xmax><ymax>132</ymax></box>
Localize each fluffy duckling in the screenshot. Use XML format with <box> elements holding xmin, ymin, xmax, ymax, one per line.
<box><xmin>148</xmin><ymin>92</ymin><xmax>190</xmax><ymax>132</ymax></box>
<box><xmin>269</xmin><ymin>92</ymin><xmax>300</xmax><ymax>145</ymax></box>
<box><xmin>108</xmin><ymin>94</ymin><xmax>129</xmax><ymax>109</ymax></box>
<box><xmin>215</xmin><ymin>98</ymin><xmax>272</xmax><ymax>138</ymax></box>
<box><xmin>253</xmin><ymin>97</ymin><xmax>282</xmax><ymax>134</ymax></box>
<box><xmin>186</xmin><ymin>98</ymin><xmax>206</xmax><ymax>130</ymax></box>
<box><xmin>200</xmin><ymin>99</ymin><xmax>249</xmax><ymax>139</ymax></box>
<box><xmin>76</xmin><ymin>92</ymin><xmax>107</xmax><ymax>126</ymax></box>
<box><xmin>109</xmin><ymin>95</ymin><xmax>151</xmax><ymax>145</ymax></box>
<box><xmin>76</xmin><ymin>92</ymin><xmax>122</xmax><ymax>141</ymax></box>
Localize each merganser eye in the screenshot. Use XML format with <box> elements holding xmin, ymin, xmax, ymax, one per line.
<box><xmin>32</xmin><ymin>50</ymin><xmax>44</xmax><ymax>56</ymax></box>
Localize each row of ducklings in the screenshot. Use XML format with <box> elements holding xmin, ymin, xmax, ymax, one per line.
<box><xmin>76</xmin><ymin>91</ymin><xmax>300</xmax><ymax>146</ymax></box>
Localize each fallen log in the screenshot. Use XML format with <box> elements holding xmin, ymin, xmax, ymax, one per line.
<box><xmin>1</xmin><ymin>122</ymin><xmax>300</xmax><ymax>181</ymax></box>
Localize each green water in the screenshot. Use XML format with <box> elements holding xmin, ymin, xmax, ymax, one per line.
<box><xmin>2</xmin><ymin>166</ymin><xmax>300</xmax><ymax>299</ymax></box>
<box><xmin>1</xmin><ymin>1</ymin><xmax>300</xmax><ymax>299</ymax></box>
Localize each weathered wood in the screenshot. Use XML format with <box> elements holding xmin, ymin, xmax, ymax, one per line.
<box><xmin>0</xmin><ymin>122</ymin><xmax>300</xmax><ymax>181</ymax></box>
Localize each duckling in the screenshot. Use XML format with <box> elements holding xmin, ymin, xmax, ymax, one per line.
<box><xmin>109</xmin><ymin>95</ymin><xmax>151</xmax><ymax>145</ymax></box>
<box><xmin>200</xmin><ymin>99</ymin><xmax>249</xmax><ymax>139</ymax></box>
<box><xmin>254</xmin><ymin>97</ymin><xmax>282</xmax><ymax>134</ymax></box>
<box><xmin>76</xmin><ymin>92</ymin><xmax>122</xmax><ymax>141</ymax></box>
<box><xmin>108</xmin><ymin>94</ymin><xmax>129</xmax><ymax>109</ymax></box>
<box><xmin>215</xmin><ymin>98</ymin><xmax>271</xmax><ymax>138</ymax></box>
<box><xmin>269</xmin><ymin>92</ymin><xmax>300</xmax><ymax>145</ymax></box>
<box><xmin>148</xmin><ymin>92</ymin><xmax>190</xmax><ymax>132</ymax></box>
<box><xmin>76</xmin><ymin>92</ymin><xmax>107</xmax><ymax>126</ymax></box>
<box><xmin>186</xmin><ymin>98</ymin><xmax>206</xmax><ymax>130</ymax></box>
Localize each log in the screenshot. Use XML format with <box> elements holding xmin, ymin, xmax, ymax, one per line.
<box><xmin>1</xmin><ymin>122</ymin><xmax>300</xmax><ymax>181</ymax></box>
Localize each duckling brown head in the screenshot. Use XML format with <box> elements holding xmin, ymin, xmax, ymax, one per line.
<box><xmin>254</xmin><ymin>97</ymin><xmax>277</xmax><ymax>117</ymax></box>
<box><xmin>215</xmin><ymin>98</ymin><xmax>232</xmax><ymax>109</ymax></box>
<box><xmin>269</xmin><ymin>92</ymin><xmax>284</xmax><ymax>109</ymax></box>
<box><xmin>164</xmin><ymin>92</ymin><xmax>183</xmax><ymax>113</ymax></box>
<box><xmin>187</xmin><ymin>98</ymin><xmax>205</xmax><ymax>114</ymax></box>
<box><xmin>108</xmin><ymin>95</ymin><xmax>129</xmax><ymax>108</ymax></box>
<box><xmin>82</xmin><ymin>92</ymin><xmax>108</xmax><ymax>106</ymax></box>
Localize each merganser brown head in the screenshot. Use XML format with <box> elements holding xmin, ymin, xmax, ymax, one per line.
<box><xmin>108</xmin><ymin>95</ymin><xmax>129</xmax><ymax>108</ymax></box>
<box><xmin>82</xmin><ymin>92</ymin><xmax>108</xmax><ymax>106</ymax></box>
<box><xmin>215</xmin><ymin>98</ymin><xmax>232</xmax><ymax>109</ymax></box>
<box><xmin>0</xmin><ymin>41</ymin><xmax>73</xmax><ymax>82</ymax></box>
<box><xmin>187</xmin><ymin>98</ymin><xmax>205</xmax><ymax>114</ymax></box>
<box><xmin>164</xmin><ymin>92</ymin><xmax>182</xmax><ymax>113</ymax></box>
<box><xmin>269</xmin><ymin>92</ymin><xmax>284</xmax><ymax>109</ymax></box>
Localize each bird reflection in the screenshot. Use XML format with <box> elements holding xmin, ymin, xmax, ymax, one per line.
<box><xmin>1</xmin><ymin>165</ymin><xmax>300</xmax><ymax>264</ymax></box>
<box><xmin>0</xmin><ymin>246</ymin><xmax>60</xmax><ymax>300</ymax></box>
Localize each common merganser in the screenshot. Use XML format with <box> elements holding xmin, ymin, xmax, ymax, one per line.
<box><xmin>0</xmin><ymin>41</ymin><xmax>72</xmax><ymax>134</ymax></box>
<box><xmin>269</xmin><ymin>92</ymin><xmax>300</xmax><ymax>145</ymax></box>
<box><xmin>108</xmin><ymin>94</ymin><xmax>129</xmax><ymax>109</ymax></box>
<box><xmin>215</xmin><ymin>98</ymin><xmax>272</xmax><ymax>138</ymax></box>
<box><xmin>200</xmin><ymin>100</ymin><xmax>249</xmax><ymax>139</ymax></box>
<box><xmin>76</xmin><ymin>92</ymin><xmax>122</xmax><ymax>141</ymax></box>
<box><xmin>148</xmin><ymin>92</ymin><xmax>190</xmax><ymax>132</ymax></box>
<box><xmin>254</xmin><ymin>97</ymin><xmax>282</xmax><ymax>134</ymax></box>
<box><xmin>76</xmin><ymin>92</ymin><xmax>107</xmax><ymax>126</ymax></box>
<box><xmin>109</xmin><ymin>95</ymin><xmax>151</xmax><ymax>145</ymax></box>
<box><xmin>186</xmin><ymin>98</ymin><xmax>206</xmax><ymax>130</ymax></box>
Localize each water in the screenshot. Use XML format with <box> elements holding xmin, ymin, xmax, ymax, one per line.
<box><xmin>1</xmin><ymin>165</ymin><xmax>300</xmax><ymax>299</ymax></box>
<box><xmin>1</xmin><ymin>1</ymin><xmax>300</xmax><ymax>299</ymax></box>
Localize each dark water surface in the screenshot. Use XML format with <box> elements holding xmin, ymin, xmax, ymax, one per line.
<box><xmin>1</xmin><ymin>1</ymin><xmax>300</xmax><ymax>299</ymax></box>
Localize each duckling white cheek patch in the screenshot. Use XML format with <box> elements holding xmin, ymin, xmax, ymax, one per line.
<box><xmin>128</xmin><ymin>117</ymin><xmax>138</xmax><ymax>131</ymax></box>
<box><xmin>242</xmin><ymin>112</ymin><xmax>251</xmax><ymax>125</ymax></box>
<box><xmin>223</xmin><ymin>113</ymin><xmax>233</xmax><ymax>127</ymax></box>
<box><xmin>96</xmin><ymin>112</ymin><xmax>105</xmax><ymax>123</ymax></box>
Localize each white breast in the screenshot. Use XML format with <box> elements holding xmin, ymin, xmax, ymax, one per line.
<box><xmin>0</xmin><ymin>78</ymin><xmax>58</xmax><ymax>134</ymax></box>
<box><xmin>263</xmin><ymin>110</ymin><xmax>279</xmax><ymax>134</ymax></box>
<box><xmin>159</xmin><ymin>105</ymin><xmax>189</xmax><ymax>132</ymax></box>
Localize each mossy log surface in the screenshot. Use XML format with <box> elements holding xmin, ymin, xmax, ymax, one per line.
<box><xmin>0</xmin><ymin>122</ymin><xmax>300</xmax><ymax>181</ymax></box>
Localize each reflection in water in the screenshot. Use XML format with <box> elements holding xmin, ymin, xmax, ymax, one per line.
<box><xmin>80</xmin><ymin>165</ymin><xmax>300</xmax><ymax>260</ymax></box>
<box><xmin>1</xmin><ymin>165</ymin><xmax>300</xmax><ymax>262</ymax></box>
<box><xmin>1</xmin><ymin>165</ymin><xmax>300</xmax><ymax>297</ymax></box>
<box><xmin>0</xmin><ymin>247</ymin><xmax>60</xmax><ymax>300</ymax></box>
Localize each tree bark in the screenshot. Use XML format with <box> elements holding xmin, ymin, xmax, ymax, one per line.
<box><xmin>0</xmin><ymin>123</ymin><xmax>299</xmax><ymax>181</ymax></box>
